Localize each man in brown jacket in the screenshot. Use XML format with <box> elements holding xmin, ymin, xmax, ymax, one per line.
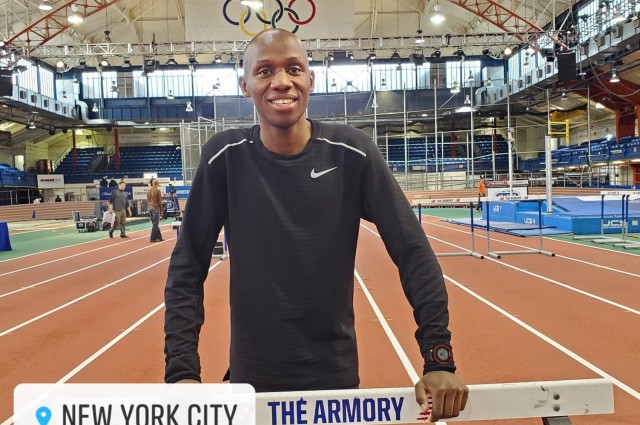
<box><xmin>147</xmin><ymin>178</ymin><xmax>164</xmax><ymax>242</ymax></box>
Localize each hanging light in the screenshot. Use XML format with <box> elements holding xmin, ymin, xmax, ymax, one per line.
<box><xmin>450</xmin><ymin>82</ymin><xmax>460</xmax><ymax>93</ymax></box>
<box><xmin>368</xmin><ymin>50</ymin><xmax>376</xmax><ymax>60</ymax></box>
<box><xmin>213</xmin><ymin>55</ymin><xmax>222</xmax><ymax>64</ymax></box>
<box><xmin>99</xmin><ymin>58</ymin><xmax>110</xmax><ymax>67</ymax></box>
<box><xmin>166</xmin><ymin>57</ymin><xmax>178</xmax><ymax>66</ymax></box>
<box><xmin>92</xmin><ymin>103</ymin><xmax>99</xmax><ymax>112</ymax></box>
<box><xmin>67</xmin><ymin>4</ymin><xmax>84</xmax><ymax>24</ymax></box>
<box><xmin>38</xmin><ymin>0</ymin><xmax>52</xmax><ymax>10</ymax></box>
<box><xmin>240</xmin><ymin>0</ymin><xmax>263</xmax><ymax>8</ymax></box>
<box><xmin>167</xmin><ymin>90</ymin><xmax>174</xmax><ymax>100</ymax></box>
<box><xmin>185</xmin><ymin>101</ymin><xmax>193</xmax><ymax>112</ymax></box>
<box><xmin>348</xmin><ymin>51</ymin><xmax>354</xmax><ymax>60</ymax></box>
<box><xmin>380</xmin><ymin>78</ymin><xmax>387</xmax><ymax>88</ymax></box>
<box><xmin>56</xmin><ymin>59</ymin><xmax>66</xmax><ymax>72</ymax></box>
<box><xmin>110</xmin><ymin>81</ymin><xmax>118</xmax><ymax>93</ymax></box>
<box><xmin>503</xmin><ymin>47</ymin><xmax>513</xmax><ymax>56</ymax></box>
<box><xmin>464</xmin><ymin>95</ymin><xmax>471</xmax><ymax>105</ymax></box>
<box><xmin>104</xmin><ymin>30</ymin><xmax>112</xmax><ymax>43</ymax></box>
<box><xmin>307</xmin><ymin>51</ymin><xmax>313</xmax><ymax>61</ymax></box>
<box><xmin>430</xmin><ymin>1</ymin><xmax>445</xmax><ymax>23</ymax></box>
<box><xmin>330</xmin><ymin>79</ymin><xmax>337</xmax><ymax>89</ymax></box>
<box><xmin>62</xmin><ymin>91</ymin><xmax>68</xmax><ymax>99</ymax></box>
<box><xmin>466</xmin><ymin>70</ymin><xmax>474</xmax><ymax>81</ymax></box>
<box><xmin>610</xmin><ymin>70</ymin><xmax>620</xmax><ymax>83</ymax></box>
<box><xmin>484</xmin><ymin>79</ymin><xmax>493</xmax><ymax>87</ymax></box>
<box><xmin>390</xmin><ymin>50</ymin><xmax>401</xmax><ymax>61</ymax></box>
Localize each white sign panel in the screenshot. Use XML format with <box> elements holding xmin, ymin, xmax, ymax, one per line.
<box><xmin>132</xmin><ymin>187</ymin><xmax>149</xmax><ymax>200</ymax></box>
<box><xmin>37</xmin><ymin>174</ymin><xmax>65</xmax><ymax>188</ymax></box>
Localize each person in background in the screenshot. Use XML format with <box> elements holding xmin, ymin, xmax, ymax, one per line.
<box><xmin>477</xmin><ymin>176</ymin><xmax>486</xmax><ymax>211</ymax></box>
<box><xmin>163</xmin><ymin>29</ymin><xmax>467</xmax><ymax>423</ymax></box>
<box><xmin>55</xmin><ymin>194</ymin><xmax>62</xmax><ymax>202</ymax></box>
<box><xmin>108</xmin><ymin>180</ymin><xmax>131</xmax><ymax>239</ymax></box>
<box><xmin>147</xmin><ymin>178</ymin><xmax>164</xmax><ymax>242</ymax></box>
<box><xmin>32</xmin><ymin>197</ymin><xmax>41</xmax><ymax>204</ymax></box>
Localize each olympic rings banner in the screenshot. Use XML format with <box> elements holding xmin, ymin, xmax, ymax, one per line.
<box><xmin>185</xmin><ymin>0</ymin><xmax>354</xmax><ymax>41</ymax></box>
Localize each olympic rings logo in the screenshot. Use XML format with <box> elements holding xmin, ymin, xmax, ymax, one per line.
<box><xmin>223</xmin><ymin>0</ymin><xmax>316</xmax><ymax>37</ymax></box>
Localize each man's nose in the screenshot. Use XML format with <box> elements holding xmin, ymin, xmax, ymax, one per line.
<box><xmin>271</xmin><ymin>69</ymin><xmax>293</xmax><ymax>88</ymax></box>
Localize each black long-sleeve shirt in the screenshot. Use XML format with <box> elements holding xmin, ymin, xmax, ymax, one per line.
<box><xmin>164</xmin><ymin>120</ymin><xmax>454</xmax><ymax>391</ymax></box>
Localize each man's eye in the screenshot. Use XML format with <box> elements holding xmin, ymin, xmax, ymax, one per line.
<box><xmin>289</xmin><ymin>67</ymin><xmax>302</xmax><ymax>74</ymax></box>
<box><xmin>258</xmin><ymin>69</ymin><xmax>271</xmax><ymax>76</ymax></box>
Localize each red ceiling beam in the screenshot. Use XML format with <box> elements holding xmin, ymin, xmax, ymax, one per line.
<box><xmin>449</xmin><ymin>0</ymin><xmax>568</xmax><ymax>50</ymax></box>
<box><xmin>7</xmin><ymin>0</ymin><xmax>120</xmax><ymax>48</ymax></box>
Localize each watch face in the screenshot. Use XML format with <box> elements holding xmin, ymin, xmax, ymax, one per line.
<box><xmin>432</xmin><ymin>344</ymin><xmax>453</xmax><ymax>365</ymax></box>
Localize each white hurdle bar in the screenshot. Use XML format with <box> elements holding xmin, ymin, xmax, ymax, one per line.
<box><xmin>412</xmin><ymin>197</ymin><xmax>483</xmax><ymax>259</ymax></box>
<box><xmin>256</xmin><ymin>378</ymin><xmax>613</xmax><ymax>425</ymax></box>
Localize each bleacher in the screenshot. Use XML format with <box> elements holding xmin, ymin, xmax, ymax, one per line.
<box><xmin>0</xmin><ymin>163</ymin><xmax>37</xmax><ymax>187</ymax></box>
<box><xmin>520</xmin><ymin>136</ymin><xmax>640</xmax><ymax>172</ymax></box>
<box><xmin>109</xmin><ymin>145</ymin><xmax>182</xmax><ymax>179</ymax></box>
<box><xmin>386</xmin><ymin>135</ymin><xmax>510</xmax><ymax>173</ymax></box>
<box><xmin>55</xmin><ymin>147</ymin><xmax>104</xmax><ymax>176</ymax></box>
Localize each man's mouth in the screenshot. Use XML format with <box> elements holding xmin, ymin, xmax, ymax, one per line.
<box><xmin>270</xmin><ymin>98</ymin><xmax>295</xmax><ymax>105</ymax></box>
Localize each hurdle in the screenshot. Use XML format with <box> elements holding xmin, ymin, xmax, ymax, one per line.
<box><xmin>256</xmin><ymin>378</ymin><xmax>613</xmax><ymax>424</ymax></box>
<box><xmin>590</xmin><ymin>191</ymin><xmax>640</xmax><ymax>246</ymax></box>
<box><xmin>412</xmin><ymin>198</ymin><xmax>483</xmax><ymax>259</ymax></box>
<box><xmin>485</xmin><ymin>195</ymin><xmax>555</xmax><ymax>259</ymax></box>
<box><xmin>171</xmin><ymin>221</ymin><xmax>230</xmax><ymax>259</ymax></box>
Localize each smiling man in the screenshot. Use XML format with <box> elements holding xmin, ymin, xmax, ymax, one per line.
<box><xmin>164</xmin><ymin>28</ymin><xmax>467</xmax><ymax>423</ymax></box>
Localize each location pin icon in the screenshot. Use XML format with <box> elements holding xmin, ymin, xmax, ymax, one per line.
<box><xmin>35</xmin><ymin>407</ymin><xmax>52</xmax><ymax>425</ymax></box>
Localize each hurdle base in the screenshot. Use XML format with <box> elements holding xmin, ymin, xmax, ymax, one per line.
<box><xmin>543</xmin><ymin>417</ymin><xmax>572</xmax><ymax>425</ymax></box>
<box><xmin>437</xmin><ymin>251</ymin><xmax>484</xmax><ymax>259</ymax></box>
<box><xmin>489</xmin><ymin>249</ymin><xmax>555</xmax><ymax>257</ymax></box>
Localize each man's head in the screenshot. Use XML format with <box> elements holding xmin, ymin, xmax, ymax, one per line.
<box><xmin>118</xmin><ymin>181</ymin><xmax>126</xmax><ymax>190</ymax></box>
<box><xmin>150</xmin><ymin>178</ymin><xmax>157</xmax><ymax>187</ymax></box>
<box><xmin>239</xmin><ymin>29</ymin><xmax>314</xmax><ymax>130</ymax></box>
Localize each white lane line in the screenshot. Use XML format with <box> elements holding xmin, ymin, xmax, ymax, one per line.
<box><xmin>0</xmin><ymin>237</ymin><xmax>176</xmax><ymax>299</ymax></box>
<box><xmin>444</xmin><ymin>273</ymin><xmax>640</xmax><ymax>401</ymax></box>
<box><xmin>354</xmin><ymin>269</ymin><xmax>420</xmax><ymax>383</ymax></box>
<box><xmin>0</xmin><ymin>257</ymin><xmax>170</xmax><ymax>337</ymax></box>
<box><xmin>0</xmin><ymin>234</ymin><xmax>151</xmax><ymax>278</ymax></box>
<box><xmin>0</xmin><ymin>260</ymin><xmax>225</xmax><ymax>425</ymax></box>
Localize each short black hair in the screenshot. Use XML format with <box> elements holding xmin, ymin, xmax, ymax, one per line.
<box><xmin>119</xmin><ymin>180</ymin><xmax>126</xmax><ymax>184</ymax></box>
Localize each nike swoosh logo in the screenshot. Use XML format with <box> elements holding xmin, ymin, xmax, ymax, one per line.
<box><xmin>310</xmin><ymin>167</ymin><xmax>338</xmax><ymax>178</ymax></box>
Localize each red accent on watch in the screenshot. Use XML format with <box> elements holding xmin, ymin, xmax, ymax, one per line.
<box><xmin>430</xmin><ymin>343</ymin><xmax>454</xmax><ymax>365</ymax></box>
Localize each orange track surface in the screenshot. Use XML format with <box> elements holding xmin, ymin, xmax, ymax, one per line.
<box><xmin>0</xmin><ymin>218</ymin><xmax>638</xmax><ymax>424</ymax></box>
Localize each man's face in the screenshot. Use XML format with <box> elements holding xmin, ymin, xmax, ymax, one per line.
<box><xmin>119</xmin><ymin>183</ymin><xmax>126</xmax><ymax>190</ymax></box>
<box><xmin>239</xmin><ymin>31</ymin><xmax>314</xmax><ymax>130</ymax></box>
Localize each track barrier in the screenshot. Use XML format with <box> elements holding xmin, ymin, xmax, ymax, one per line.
<box><xmin>585</xmin><ymin>191</ymin><xmax>640</xmax><ymax>249</ymax></box>
<box><xmin>484</xmin><ymin>195</ymin><xmax>555</xmax><ymax>259</ymax></box>
<box><xmin>413</xmin><ymin>198</ymin><xmax>483</xmax><ymax>259</ymax></box>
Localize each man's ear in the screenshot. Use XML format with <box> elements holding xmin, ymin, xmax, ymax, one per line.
<box><xmin>238</xmin><ymin>77</ymin><xmax>250</xmax><ymax>98</ymax></box>
<box><xmin>309</xmin><ymin>69</ymin><xmax>315</xmax><ymax>93</ymax></box>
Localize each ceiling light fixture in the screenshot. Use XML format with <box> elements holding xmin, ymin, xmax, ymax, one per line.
<box><xmin>38</xmin><ymin>0</ymin><xmax>52</xmax><ymax>11</ymax></box>
<box><xmin>92</xmin><ymin>103</ymin><xmax>99</xmax><ymax>112</ymax></box>
<box><xmin>450</xmin><ymin>82</ymin><xmax>460</xmax><ymax>93</ymax></box>
<box><xmin>430</xmin><ymin>1</ymin><xmax>445</xmax><ymax>23</ymax></box>
<box><xmin>240</xmin><ymin>0</ymin><xmax>263</xmax><ymax>8</ymax></box>
<box><xmin>110</xmin><ymin>81</ymin><xmax>118</xmax><ymax>93</ymax></box>
<box><xmin>167</xmin><ymin>90</ymin><xmax>174</xmax><ymax>100</ymax></box>
<box><xmin>165</xmin><ymin>57</ymin><xmax>178</xmax><ymax>66</ymax></box>
<box><xmin>610</xmin><ymin>70</ymin><xmax>620</xmax><ymax>83</ymax></box>
<box><xmin>104</xmin><ymin>30</ymin><xmax>112</xmax><ymax>43</ymax></box>
<box><xmin>185</xmin><ymin>101</ymin><xmax>193</xmax><ymax>112</ymax></box>
<box><xmin>67</xmin><ymin>4</ymin><xmax>84</xmax><ymax>24</ymax></box>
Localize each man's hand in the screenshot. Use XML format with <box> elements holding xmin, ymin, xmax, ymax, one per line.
<box><xmin>415</xmin><ymin>371</ymin><xmax>468</xmax><ymax>423</ymax></box>
<box><xmin>176</xmin><ymin>379</ymin><xmax>200</xmax><ymax>384</ymax></box>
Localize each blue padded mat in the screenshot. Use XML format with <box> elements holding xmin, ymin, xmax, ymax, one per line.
<box><xmin>552</xmin><ymin>196</ymin><xmax>640</xmax><ymax>216</ymax></box>
<box><xmin>442</xmin><ymin>218</ymin><xmax>570</xmax><ymax>237</ymax></box>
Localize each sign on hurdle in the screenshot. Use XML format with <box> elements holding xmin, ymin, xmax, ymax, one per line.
<box><xmin>257</xmin><ymin>378</ymin><xmax>613</xmax><ymax>424</ymax></box>
<box><xmin>484</xmin><ymin>195</ymin><xmax>555</xmax><ymax>259</ymax></box>
<box><xmin>412</xmin><ymin>198</ymin><xmax>483</xmax><ymax>259</ymax></box>
<box><xmin>586</xmin><ymin>191</ymin><xmax>640</xmax><ymax>249</ymax></box>
<box><xmin>14</xmin><ymin>379</ymin><xmax>614</xmax><ymax>425</ymax></box>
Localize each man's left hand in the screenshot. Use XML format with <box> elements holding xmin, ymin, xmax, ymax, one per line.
<box><xmin>415</xmin><ymin>371</ymin><xmax>468</xmax><ymax>423</ymax></box>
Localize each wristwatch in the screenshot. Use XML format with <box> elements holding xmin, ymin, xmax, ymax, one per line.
<box><xmin>427</xmin><ymin>343</ymin><xmax>454</xmax><ymax>366</ymax></box>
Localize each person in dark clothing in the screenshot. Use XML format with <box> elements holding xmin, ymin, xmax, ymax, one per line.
<box><xmin>108</xmin><ymin>180</ymin><xmax>131</xmax><ymax>239</ymax></box>
<box><xmin>55</xmin><ymin>195</ymin><xmax>62</xmax><ymax>202</ymax></box>
<box><xmin>163</xmin><ymin>29</ymin><xmax>467</xmax><ymax>422</ymax></box>
<box><xmin>147</xmin><ymin>178</ymin><xmax>164</xmax><ymax>242</ymax></box>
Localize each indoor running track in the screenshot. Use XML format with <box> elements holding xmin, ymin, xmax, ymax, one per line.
<box><xmin>0</xmin><ymin>217</ymin><xmax>638</xmax><ymax>424</ymax></box>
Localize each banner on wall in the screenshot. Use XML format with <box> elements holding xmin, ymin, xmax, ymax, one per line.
<box><xmin>185</xmin><ymin>0</ymin><xmax>354</xmax><ymax>41</ymax></box>
<box><xmin>100</xmin><ymin>187</ymin><xmax>134</xmax><ymax>201</ymax></box>
<box><xmin>37</xmin><ymin>174</ymin><xmax>65</xmax><ymax>188</ymax></box>
<box><xmin>166</xmin><ymin>186</ymin><xmax>191</xmax><ymax>199</ymax></box>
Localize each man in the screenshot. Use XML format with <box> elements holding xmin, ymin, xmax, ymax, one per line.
<box><xmin>477</xmin><ymin>176</ymin><xmax>486</xmax><ymax>211</ymax></box>
<box><xmin>164</xmin><ymin>29</ymin><xmax>467</xmax><ymax>422</ymax></box>
<box><xmin>147</xmin><ymin>178</ymin><xmax>164</xmax><ymax>242</ymax></box>
<box><xmin>55</xmin><ymin>195</ymin><xmax>62</xmax><ymax>202</ymax></box>
<box><xmin>108</xmin><ymin>180</ymin><xmax>131</xmax><ymax>239</ymax></box>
